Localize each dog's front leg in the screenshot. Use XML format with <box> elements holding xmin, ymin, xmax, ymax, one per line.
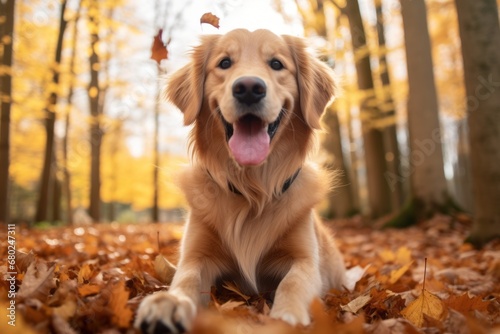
<box><xmin>135</xmin><ymin>220</ymin><xmax>218</xmax><ymax>334</ymax></box>
<box><xmin>269</xmin><ymin>217</ymin><xmax>322</xmax><ymax>326</ymax></box>
<box><xmin>135</xmin><ymin>261</ymin><xmax>203</xmax><ymax>334</ymax></box>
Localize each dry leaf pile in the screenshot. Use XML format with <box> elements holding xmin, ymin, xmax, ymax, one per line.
<box><xmin>1</xmin><ymin>214</ymin><xmax>499</xmax><ymax>333</ymax></box>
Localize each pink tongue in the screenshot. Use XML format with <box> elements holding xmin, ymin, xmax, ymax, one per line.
<box><xmin>228</xmin><ymin>117</ymin><xmax>270</xmax><ymax>166</ymax></box>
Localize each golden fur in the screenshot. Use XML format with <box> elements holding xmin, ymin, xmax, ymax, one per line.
<box><xmin>135</xmin><ymin>29</ymin><xmax>346</xmax><ymax>334</ymax></box>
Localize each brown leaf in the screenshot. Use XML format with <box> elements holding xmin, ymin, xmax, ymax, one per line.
<box><xmin>15</xmin><ymin>250</ymin><xmax>36</xmax><ymax>273</ymax></box>
<box><xmin>154</xmin><ymin>254</ymin><xmax>176</xmax><ymax>284</ymax></box>
<box><xmin>150</xmin><ymin>29</ymin><xmax>168</xmax><ymax>64</ymax></box>
<box><xmin>200</xmin><ymin>12</ymin><xmax>220</xmax><ymax>29</ymax></box>
<box><xmin>222</xmin><ymin>281</ymin><xmax>251</xmax><ymax>301</ymax></box>
<box><xmin>341</xmin><ymin>294</ymin><xmax>371</xmax><ymax>314</ymax></box>
<box><xmin>108</xmin><ymin>280</ymin><xmax>133</xmax><ymax>328</ymax></box>
<box><xmin>18</xmin><ymin>259</ymin><xmax>55</xmax><ymax>302</ymax></box>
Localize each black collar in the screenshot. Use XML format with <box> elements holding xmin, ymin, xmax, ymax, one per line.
<box><xmin>227</xmin><ymin>168</ymin><xmax>301</xmax><ymax>196</ymax></box>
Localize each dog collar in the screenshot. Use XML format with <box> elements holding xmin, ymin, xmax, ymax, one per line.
<box><xmin>227</xmin><ymin>168</ymin><xmax>301</xmax><ymax>196</ymax></box>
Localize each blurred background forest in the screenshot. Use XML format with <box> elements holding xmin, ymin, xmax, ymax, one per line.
<box><xmin>0</xmin><ymin>0</ymin><xmax>499</xmax><ymax>244</ymax></box>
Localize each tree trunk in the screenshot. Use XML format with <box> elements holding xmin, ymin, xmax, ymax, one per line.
<box><xmin>375</xmin><ymin>0</ymin><xmax>404</xmax><ymax>211</ymax></box>
<box><xmin>345</xmin><ymin>0</ymin><xmax>392</xmax><ymax>218</ymax></box>
<box><xmin>88</xmin><ymin>0</ymin><xmax>102</xmax><ymax>222</ymax></box>
<box><xmin>455</xmin><ymin>0</ymin><xmax>500</xmax><ymax>245</ymax></box>
<box><xmin>152</xmin><ymin>67</ymin><xmax>161</xmax><ymax>223</ymax></box>
<box><xmin>453</xmin><ymin>120</ymin><xmax>472</xmax><ymax>212</ymax></box>
<box><xmin>35</xmin><ymin>0</ymin><xmax>68</xmax><ymax>223</ymax></box>
<box><xmin>323</xmin><ymin>110</ymin><xmax>354</xmax><ymax>217</ymax></box>
<box><xmin>62</xmin><ymin>0</ymin><xmax>82</xmax><ymax>225</ymax></box>
<box><xmin>0</xmin><ymin>0</ymin><xmax>15</xmax><ymax>224</ymax></box>
<box><xmin>52</xmin><ymin>173</ymin><xmax>62</xmax><ymax>222</ymax></box>
<box><xmin>400</xmin><ymin>0</ymin><xmax>448</xmax><ymax>214</ymax></box>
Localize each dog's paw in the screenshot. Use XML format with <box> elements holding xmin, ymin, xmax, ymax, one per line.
<box><xmin>269</xmin><ymin>304</ymin><xmax>311</xmax><ymax>327</ymax></box>
<box><xmin>134</xmin><ymin>291</ymin><xmax>196</xmax><ymax>334</ymax></box>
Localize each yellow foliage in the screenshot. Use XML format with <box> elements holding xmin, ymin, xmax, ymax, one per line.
<box><xmin>401</xmin><ymin>289</ymin><xmax>447</xmax><ymax>327</ymax></box>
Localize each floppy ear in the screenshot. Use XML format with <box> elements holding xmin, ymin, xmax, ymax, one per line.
<box><xmin>282</xmin><ymin>35</ymin><xmax>335</xmax><ymax>129</ymax></box>
<box><xmin>166</xmin><ymin>35</ymin><xmax>220</xmax><ymax>125</ymax></box>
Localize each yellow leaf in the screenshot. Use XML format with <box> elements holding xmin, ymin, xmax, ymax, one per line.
<box><xmin>77</xmin><ymin>263</ymin><xmax>93</xmax><ymax>284</ymax></box>
<box><xmin>401</xmin><ymin>289</ymin><xmax>447</xmax><ymax>327</ymax></box>
<box><xmin>154</xmin><ymin>254</ymin><xmax>176</xmax><ymax>284</ymax></box>
<box><xmin>389</xmin><ymin>261</ymin><xmax>414</xmax><ymax>284</ymax></box>
<box><xmin>394</xmin><ymin>246</ymin><xmax>413</xmax><ymax>265</ymax></box>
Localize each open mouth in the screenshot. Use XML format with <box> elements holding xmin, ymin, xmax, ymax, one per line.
<box><xmin>220</xmin><ymin>110</ymin><xmax>284</xmax><ymax>166</ymax></box>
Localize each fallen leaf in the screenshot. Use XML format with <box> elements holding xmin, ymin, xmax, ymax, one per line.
<box><xmin>222</xmin><ymin>281</ymin><xmax>251</xmax><ymax>301</ymax></box>
<box><xmin>401</xmin><ymin>289</ymin><xmax>447</xmax><ymax>327</ymax></box>
<box><xmin>215</xmin><ymin>300</ymin><xmax>246</xmax><ymax>313</ymax></box>
<box><xmin>18</xmin><ymin>259</ymin><xmax>55</xmax><ymax>301</ymax></box>
<box><xmin>154</xmin><ymin>254</ymin><xmax>176</xmax><ymax>284</ymax></box>
<box><xmin>78</xmin><ymin>283</ymin><xmax>101</xmax><ymax>297</ymax></box>
<box><xmin>445</xmin><ymin>293</ymin><xmax>490</xmax><ymax>315</ymax></box>
<box><xmin>388</xmin><ymin>261</ymin><xmax>414</xmax><ymax>285</ymax></box>
<box><xmin>77</xmin><ymin>263</ymin><xmax>95</xmax><ymax>284</ymax></box>
<box><xmin>108</xmin><ymin>280</ymin><xmax>133</xmax><ymax>328</ymax></box>
<box><xmin>200</xmin><ymin>12</ymin><xmax>220</xmax><ymax>29</ymax></box>
<box><xmin>345</xmin><ymin>265</ymin><xmax>370</xmax><ymax>291</ymax></box>
<box><xmin>341</xmin><ymin>294</ymin><xmax>372</xmax><ymax>314</ymax></box>
<box><xmin>15</xmin><ymin>250</ymin><xmax>36</xmax><ymax>273</ymax></box>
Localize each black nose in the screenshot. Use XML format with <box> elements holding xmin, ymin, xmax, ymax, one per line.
<box><xmin>232</xmin><ymin>77</ymin><xmax>266</xmax><ymax>105</ymax></box>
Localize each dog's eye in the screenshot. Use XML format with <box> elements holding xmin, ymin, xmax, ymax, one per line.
<box><xmin>270</xmin><ymin>59</ymin><xmax>284</xmax><ymax>71</ymax></box>
<box><xmin>218</xmin><ymin>58</ymin><xmax>232</xmax><ymax>69</ymax></box>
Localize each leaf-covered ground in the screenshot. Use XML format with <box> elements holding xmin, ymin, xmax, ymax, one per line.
<box><xmin>1</xmin><ymin>214</ymin><xmax>499</xmax><ymax>334</ymax></box>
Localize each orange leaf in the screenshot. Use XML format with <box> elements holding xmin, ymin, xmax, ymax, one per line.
<box><xmin>200</xmin><ymin>12</ymin><xmax>220</xmax><ymax>29</ymax></box>
<box><xmin>77</xmin><ymin>284</ymin><xmax>101</xmax><ymax>297</ymax></box>
<box><xmin>108</xmin><ymin>280</ymin><xmax>133</xmax><ymax>328</ymax></box>
<box><xmin>151</xmin><ymin>29</ymin><xmax>168</xmax><ymax>64</ymax></box>
<box><xmin>445</xmin><ymin>293</ymin><xmax>490</xmax><ymax>315</ymax></box>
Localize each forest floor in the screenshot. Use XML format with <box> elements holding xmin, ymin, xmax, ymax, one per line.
<box><xmin>0</xmin><ymin>214</ymin><xmax>499</xmax><ymax>334</ymax></box>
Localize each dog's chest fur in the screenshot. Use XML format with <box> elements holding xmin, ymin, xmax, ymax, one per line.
<box><xmin>181</xmin><ymin>164</ymin><xmax>324</xmax><ymax>294</ymax></box>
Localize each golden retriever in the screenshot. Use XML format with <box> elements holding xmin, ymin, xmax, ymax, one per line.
<box><xmin>135</xmin><ymin>29</ymin><xmax>346</xmax><ymax>333</ymax></box>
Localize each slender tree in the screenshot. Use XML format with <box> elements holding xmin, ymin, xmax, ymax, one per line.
<box><xmin>35</xmin><ymin>0</ymin><xmax>68</xmax><ymax>222</ymax></box>
<box><xmin>0</xmin><ymin>0</ymin><xmax>15</xmax><ymax>224</ymax></box>
<box><xmin>374</xmin><ymin>0</ymin><xmax>403</xmax><ymax>211</ymax></box>
<box><xmin>88</xmin><ymin>0</ymin><xmax>102</xmax><ymax>222</ymax></box>
<box><xmin>455</xmin><ymin>0</ymin><xmax>500</xmax><ymax>245</ymax></box>
<box><xmin>293</xmin><ymin>0</ymin><xmax>355</xmax><ymax>217</ymax></box>
<box><xmin>399</xmin><ymin>0</ymin><xmax>449</xmax><ymax>215</ymax></box>
<box><xmin>62</xmin><ymin>0</ymin><xmax>83</xmax><ymax>224</ymax></box>
<box><xmin>343</xmin><ymin>0</ymin><xmax>392</xmax><ymax>218</ymax></box>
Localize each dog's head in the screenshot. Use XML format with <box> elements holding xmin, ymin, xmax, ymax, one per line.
<box><xmin>167</xmin><ymin>29</ymin><xmax>335</xmax><ymax>167</ymax></box>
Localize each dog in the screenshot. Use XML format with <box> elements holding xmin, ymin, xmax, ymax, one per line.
<box><xmin>135</xmin><ymin>29</ymin><xmax>346</xmax><ymax>334</ymax></box>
